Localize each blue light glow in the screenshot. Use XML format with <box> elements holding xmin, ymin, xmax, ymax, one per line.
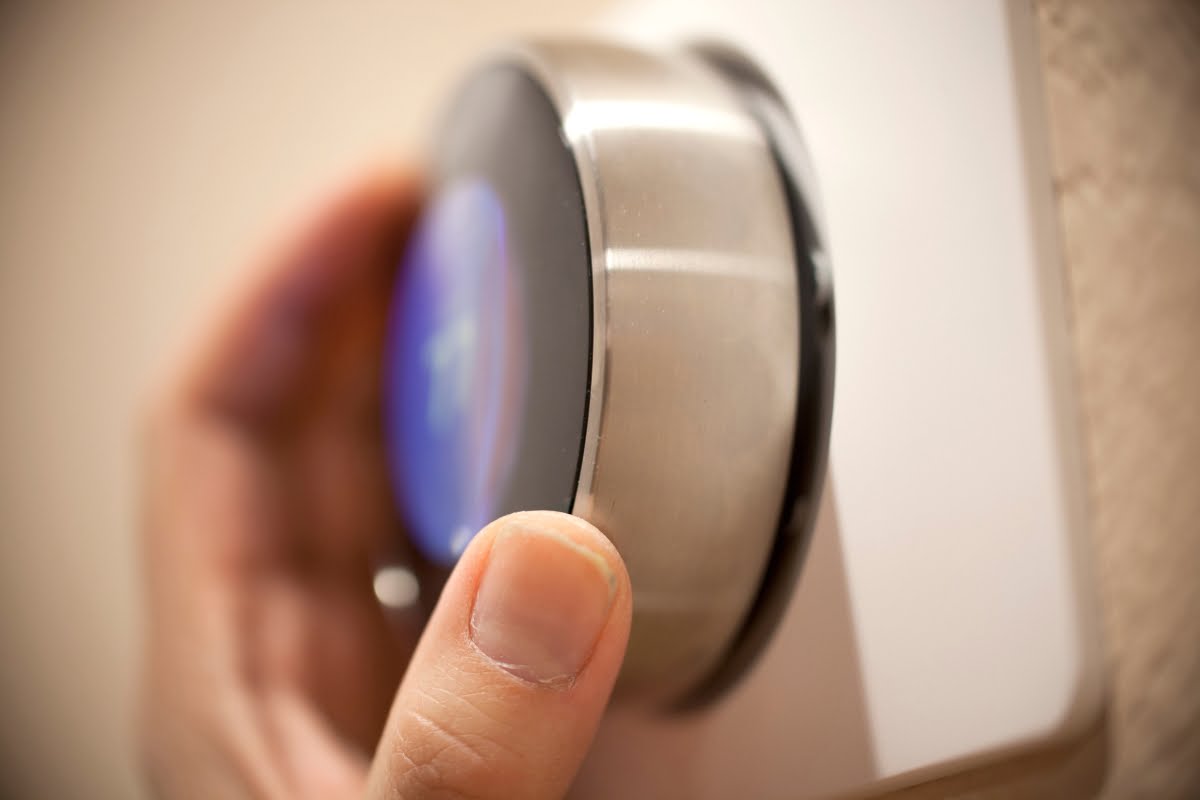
<box><xmin>384</xmin><ymin>180</ymin><xmax>526</xmax><ymax>566</ymax></box>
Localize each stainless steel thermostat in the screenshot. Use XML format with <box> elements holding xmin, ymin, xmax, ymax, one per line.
<box><xmin>383</xmin><ymin>39</ymin><xmax>834</xmax><ymax>708</ymax></box>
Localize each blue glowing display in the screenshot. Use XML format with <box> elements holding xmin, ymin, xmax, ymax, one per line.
<box><xmin>384</xmin><ymin>180</ymin><xmax>527</xmax><ymax>566</ymax></box>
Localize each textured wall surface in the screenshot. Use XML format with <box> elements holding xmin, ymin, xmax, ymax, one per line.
<box><xmin>1038</xmin><ymin>1</ymin><xmax>1200</xmax><ymax>796</ymax></box>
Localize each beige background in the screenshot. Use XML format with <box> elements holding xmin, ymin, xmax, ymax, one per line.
<box><xmin>0</xmin><ymin>1</ymin><xmax>1195</xmax><ymax>798</ymax></box>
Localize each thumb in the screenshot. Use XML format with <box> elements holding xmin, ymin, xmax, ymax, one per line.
<box><xmin>365</xmin><ymin>510</ymin><xmax>632</xmax><ymax>800</ymax></box>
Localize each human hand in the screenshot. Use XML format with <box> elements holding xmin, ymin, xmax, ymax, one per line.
<box><xmin>139</xmin><ymin>169</ymin><xmax>633</xmax><ymax>799</ymax></box>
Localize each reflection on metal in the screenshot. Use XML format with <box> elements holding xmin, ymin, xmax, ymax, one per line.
<box><xmin>562</xmin><ymin>99</ymin><xmax>758</xmax><ymax>141</ymax></box>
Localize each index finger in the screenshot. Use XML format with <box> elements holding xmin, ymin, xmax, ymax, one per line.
<box><xmin>168</xmin><ymin>168</ymin><xmax>423</xmax><ymax>432</ymax></box>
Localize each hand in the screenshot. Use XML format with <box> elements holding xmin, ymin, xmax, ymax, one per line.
<box><xmin>139</xmin><ymin>169</ymin><xmax>633</xmax><ymax>800</ymax></box>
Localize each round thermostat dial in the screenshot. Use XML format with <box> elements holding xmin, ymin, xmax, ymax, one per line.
<box><xmin>384</xmin><ymin>40</ymin><xmax>835</xmax><ymax>709</ymax></box>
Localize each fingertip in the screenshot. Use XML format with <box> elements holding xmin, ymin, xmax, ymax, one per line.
<box><xmin>365</xmin><ymin>512</ymin><xmax>631</xmax><ymax>800</ymax></box>
<box><xmin>464</xmin><ymin>512</ymin><xmax>631</xmax><ymax>688</ymax></box>
<box><xmin>468</xmin><ymin>511</ymin><xmax>631</xmax><ymax>600</ymax></box>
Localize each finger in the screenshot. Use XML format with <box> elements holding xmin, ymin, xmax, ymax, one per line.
<box><xmin>143</xmin><ymin>166</ymin><xmax>422</xmax><ymax>569</ymax></box>
<box><xmin>364</xmin><ymin>511</ymin><xmax>632</xmax><ymax>800</ymax></box>
<box><xmin>139</xmin><ymin>169</ymin><xmax>426</xmax><ymax>782</ymax></box>
<box><xmin>165</xmin><ymin>167</ymin><xmax>422</xmax><ymax>432</ymax></box>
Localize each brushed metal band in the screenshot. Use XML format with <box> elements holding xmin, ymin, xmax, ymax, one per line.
<box><xmin>680</xmin><ymin>43</ymin><xmax>836</xmax><ymax>709</ymax></box>
<box><xmin>498</xmin><ymin>41</ymin><xmax>803</xmax><ymax>705</ymax></box>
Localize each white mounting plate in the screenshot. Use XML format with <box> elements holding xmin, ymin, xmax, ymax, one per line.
<box><xmin>573</xmin><ymin>2</ymin><xmax>1104</xmax><ymax>797</ymax></box>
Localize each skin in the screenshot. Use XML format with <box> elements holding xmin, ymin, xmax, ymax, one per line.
<box><xmin>139</xmin><ymin>168</ymin><xmax>633</xmax><ymax>799</ymax></box>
